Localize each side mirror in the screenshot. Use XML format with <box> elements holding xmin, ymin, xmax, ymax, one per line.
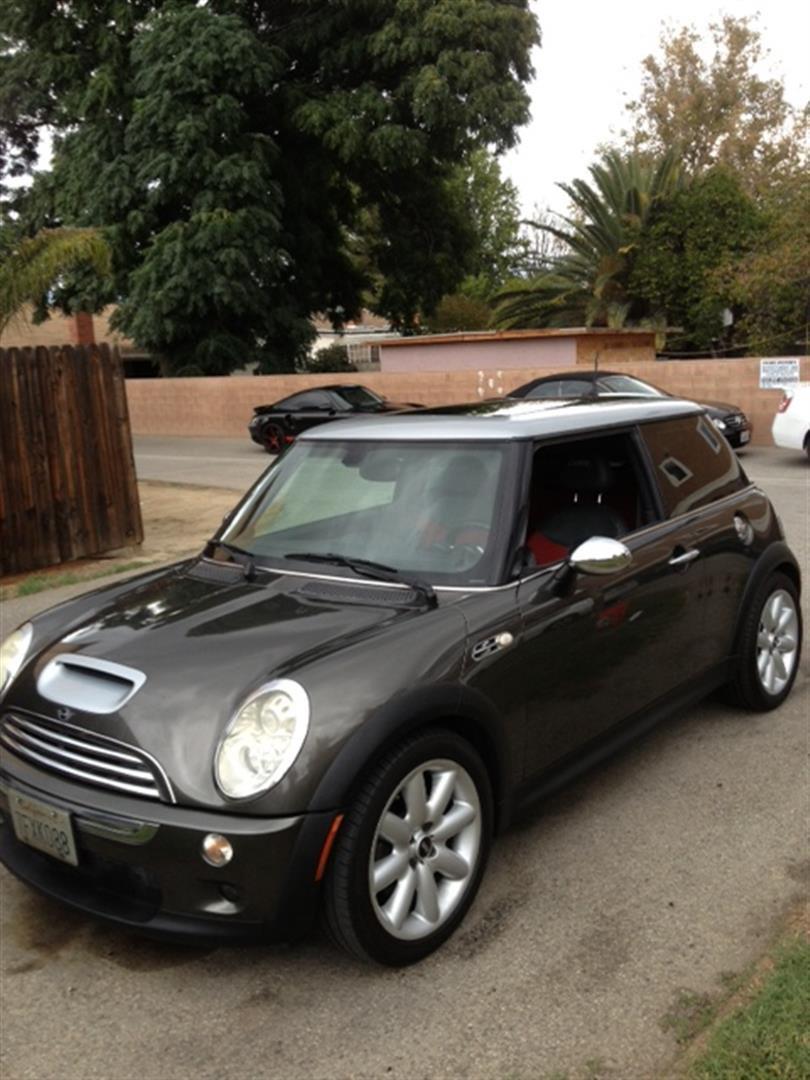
<box><xmin>568</xmin><ymin>536</ymin><xmax>632</xmax><ymax>576</ymax></box>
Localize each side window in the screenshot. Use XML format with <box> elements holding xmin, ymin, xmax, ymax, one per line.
<box><xmin>292</xmin><ymin>391</ymin><xmax>332</xmax><ymax>410</ymax></box>
<box><xmin>525</xmin><ymin>432</ymin><xmax>654</xmax><ymax>567</ymax></box>
<box><xmin>640</xmin><ymin>415</ymin><xmax>747</xmax><ymax>518</ymax></box>
<box><xmin>276</xmin><ymin>393</ymin><xmax>308</xmax><ymax>410</ymax></box>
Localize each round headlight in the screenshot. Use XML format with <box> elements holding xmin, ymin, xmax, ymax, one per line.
<box><xmin>711</xmin><ymin>417</ymin><xmax>727</xmax><ymax>432</ymax></box>
<box><xmin>0</xmin><ymin>623</ymin><xmax>33</xmax><ymax>698</ymax></box>
<box><xmin>215</xmin><ymin>679</ymin><xmax>309</xmax><ymax>800</ymax></box>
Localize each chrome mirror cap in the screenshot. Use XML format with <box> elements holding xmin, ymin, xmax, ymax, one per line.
<box><xmin>568</xmin><ymin>536</ymin><xmax>633</xmax><ymax>576</ymax></box>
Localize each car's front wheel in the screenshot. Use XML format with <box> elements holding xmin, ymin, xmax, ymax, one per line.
<box><xmin>324</xmin><ymin>729</ymin><xmax>492</xmax><ymax>965</ymax></box>
<box><xmin>726</xmin><ymin>572</ymin><xmax>802</xmax><ymax>710</ymax></box>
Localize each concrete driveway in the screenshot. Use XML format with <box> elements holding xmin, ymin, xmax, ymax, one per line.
<box><xmin>0</xmin><ymin>448</ymin><xmax>807</xmax><ymax>1080</ymax></box>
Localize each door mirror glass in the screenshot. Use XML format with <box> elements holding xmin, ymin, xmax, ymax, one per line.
<box><xmin>568</xmin><ymin>537</ymin><xmax>632</xmax><ymax>576</ymax></box>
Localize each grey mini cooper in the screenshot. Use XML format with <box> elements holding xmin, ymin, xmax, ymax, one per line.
<box><xmin>0</xmin><ymin>397</ymin><xmax>802</xmax><ymax>964</ymax></box>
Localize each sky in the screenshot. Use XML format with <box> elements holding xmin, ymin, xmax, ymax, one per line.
<box><xmin>501</xmin><ymin>0</ymin><xmax>810</xmax><ymax>217</ymax></box>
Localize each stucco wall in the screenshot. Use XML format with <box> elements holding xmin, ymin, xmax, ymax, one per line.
<box><xmin>125</xmin><ymin>358</ymin><xmax>809</xmax><ymax>445</ymax></box>
<box><xmin>379</xmin><ymin>338</ymin><xmax>577</xmax><ymax>371</ymax></box>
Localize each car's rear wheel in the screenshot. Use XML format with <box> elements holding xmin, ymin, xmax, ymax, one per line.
<box><xmin>323</xmin><ymin>729</ymin><xmax>492</xmax><ymax>965</ymax></box>
<box><xmin>725</xmin><ymin>572</ymin><xmax>802</xmax><ymax>710</ymax></box>
<box><xmin>262</xmin><ymin>422</ymin><xmax>285</xmax><ymax>455</ymax></box>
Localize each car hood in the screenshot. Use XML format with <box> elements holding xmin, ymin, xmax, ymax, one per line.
<box><xmin>697</xmin><ymin>399</ymin><xmax>744</xmax><ymax>417</ymax></box>
<box><xmin>7</xmin><ymin>564</ymin><xmax>466</xmax><ymax>811</ymax></box>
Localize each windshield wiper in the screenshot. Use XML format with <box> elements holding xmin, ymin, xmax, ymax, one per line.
<box><xmin>284</xmin><ymin>552</ymin><xmax>437</xmax><ymax>608</ymax></box>
<box><xmin>205</xmin><ymin>538</ymin><xmax>257</xmax><ymax>581</ymax></box>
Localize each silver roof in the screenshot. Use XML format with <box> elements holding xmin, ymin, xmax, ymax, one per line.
<box><xmin>300</xmin><ymin>397</ymin><xmax>704</xmax><ymax>442</ymax></box>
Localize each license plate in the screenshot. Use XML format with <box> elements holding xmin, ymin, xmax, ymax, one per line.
<box><xmin>740</xmin><ymin>430</ymin><xmax>751</xmax><ymax>444</ymax></box>
<box><xmin>9</xmin><ymin>790</ymin><xmax>78</xmax><ymax>866</ymax></box>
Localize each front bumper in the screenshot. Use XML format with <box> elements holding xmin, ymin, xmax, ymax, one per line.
<box><xmin>0</xmin><ymin>753</ymin><xmax>338</xmax><ymax>944</ymax></box>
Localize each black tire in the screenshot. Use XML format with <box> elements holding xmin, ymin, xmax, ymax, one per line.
<box><xmin>724</xmin><ymin>572</ymin><xmax>802</xmax><ymax>711</ymax></box>
<box><xmin>323</xmin><ymin>728</ymin><xmax>493</xmax><ymax>965</ymax></box>
<box><xmin>262</xmin><ymin>422</ymin><xmax>285</xmax><ymax>455</ymax></box>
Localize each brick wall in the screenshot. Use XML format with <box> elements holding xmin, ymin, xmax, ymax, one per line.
<box><xmin>125</xmin><ymin>357</ymin><xmax>810</xmax><ymax>445</ymax></box>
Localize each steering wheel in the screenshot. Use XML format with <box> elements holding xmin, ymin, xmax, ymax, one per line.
<box><xmin>444</xmin><ymin>520</ymin><xmax>491</xmax><ymax>562</ymax></box>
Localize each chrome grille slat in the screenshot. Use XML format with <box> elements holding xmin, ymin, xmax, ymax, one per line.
<box><xmin>0</xmin><ymin>713</ymin><xmax>173</xmax><ymax>803</ymax></box>
<box><xmin>5</xmin><ymin>715</ymin><xmax>142</xmax><ymax>763</ymax></box>
<box><xmin>4</xmin><ymin>722</ymin><xmax>156</xmax><ymax>782</ymax></box>
<box><xmin>0</xmin><ymin>733</ymin><xmax>160</xmax><ymax>799</ymax></box>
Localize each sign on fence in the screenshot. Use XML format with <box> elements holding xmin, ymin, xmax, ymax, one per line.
<box><xmin>759</xmin><ymin>357</ymin><xmax>800</xmax><ymax>390</ymax></box>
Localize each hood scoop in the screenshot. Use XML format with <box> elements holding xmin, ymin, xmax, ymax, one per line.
<box><xmin>294</xmin><ymin>580</ymin><xmax>420</xmax><ymax>608</ymax></box>
<box><xmin>37</xmin><ymin>655</ymin><xmax>146</xmax><ymax>715</ymax></box>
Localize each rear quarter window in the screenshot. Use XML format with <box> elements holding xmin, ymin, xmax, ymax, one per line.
<box><xmin>640</xmin><ymin>414</ymin><xmax>748</xmax><ymax>517</ymax></box>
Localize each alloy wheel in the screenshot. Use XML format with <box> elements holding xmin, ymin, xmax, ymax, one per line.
<box><xmin>368</xmin><ymin>758</ymin><xmax>481</xmax><ymax>942</ymax></box>
<box><xmin>756</xmin><ymin>588</ymin><xmax>800</xmax><ymax>696</ymax></box>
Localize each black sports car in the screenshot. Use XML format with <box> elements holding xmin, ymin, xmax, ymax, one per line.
<box><xmin>508</xmin><ymin>370</ymin><xmax>753</xmax><ymax>449</ymax></box>
<box><xmin>249</xmin><ymin>384</ymin><xmax>423</xmax><ymax>453</ymax></box>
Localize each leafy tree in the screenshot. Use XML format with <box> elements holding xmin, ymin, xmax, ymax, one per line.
<box><xmin>301</xmin><ymin>342</ymin><xmax>356</xmax><ymax>373</ymax></box>
<box><xmin>1</xmin><ymin>0</ymin><xmax>537</xmax><ymax>373</ymax></box>
<box><xmin>629</xmin><ymin>170</ymin><xmax>765</xmax><ymax>352</ymax></box>
<box><xmin>717</xmin><ymin>173</ymin><xmax>810</xmax><ymax>355</ymax></box>
<box><xmin>494</xmin><ymin>150</ymin><xmax>681</xmax><ymax>329</ymax></box>
<box><xmin>428</xmin><ymin>292</ymin><xmax>492</xmax><ymax>333</ymax></box>
<box><xmin>0</xmin><ymin>226</ymin><xmax>110</xmax><ymax>335</ymax></box>
<box><xmin>619</xmin><ymin>15</ymin><xmax>807</xmax><ymax>194</ymax></box>
<box><xmin>444</xmin><ymin>148</ymin><xmax>530</xmax><ymax>294</ymax></box>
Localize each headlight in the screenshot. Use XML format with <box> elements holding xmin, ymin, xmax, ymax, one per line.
<box><xmin>215</xmin><ymin>679</ymin><xmax>309</xmax><ymax>799</ymax></box>
<box><xmin>711</xmin><ymin>417</ymin><xmax>727</xmax><ymax>432</ymax></box>
<box><xmin>0</xmin><ymin>623</ymin><xmax>33</xmax><ymax>698</ymax></box>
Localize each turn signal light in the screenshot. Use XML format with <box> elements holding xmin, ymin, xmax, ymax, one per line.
<box><xmin>777</xmin><ymin>395</ymin><xmax>792</xmax><ymax>413</ymax></box>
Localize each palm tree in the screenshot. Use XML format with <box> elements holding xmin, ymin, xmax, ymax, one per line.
<box><xmin>0</xmin><ymin>227</ymin><xmax>111</xmax><ymax>336</ymax></box>
<box><xmin>494</xmin><ymin>151</ymin><xmax>682</xmax><ymax>329</ymax></box>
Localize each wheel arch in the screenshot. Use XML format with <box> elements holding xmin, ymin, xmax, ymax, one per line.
<box><xmin>731</xmin><ymin>541</ymin><xmax>802</xmax><ymax>657</ymax></box>
<box><xmin>306</xmin><ymin>685</ymin><xmax>513</xmax><ymax>832</ymax></box>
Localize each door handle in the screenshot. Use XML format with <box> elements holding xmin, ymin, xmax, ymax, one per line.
<box><xmin>668</xmin><ymin>547</ymin><xmax>700</xmax><ymax>567</ymax></box>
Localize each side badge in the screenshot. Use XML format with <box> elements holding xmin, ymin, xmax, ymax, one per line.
<box><xmin>471</xmin><ymin>631</ymin><xmax>514</xmax><ymax>662</ymax></box>
<box><xmin>57</xmin><ymin>707</ymin><xmax>74</xmax><ymax>723</ymax></box>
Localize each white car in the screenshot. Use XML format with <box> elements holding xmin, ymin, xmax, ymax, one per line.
<box><xmin>772</xmin><ymin>383</ymin><xmax>810</xmax><ymax>459</ymax></box>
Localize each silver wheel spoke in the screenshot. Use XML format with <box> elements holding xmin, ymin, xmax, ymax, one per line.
<box><xmin>757</xmin><ymin>628</ymin><xmax>770</xmax><ymax>649</ymax></box>
<box><xmin>380</xmin><ymin>811</ymin><xmax>410</xmax><ymax>847</ymax></box>
<box><xmin>776</xmin><ymin>606</ymin><xmax>794</xmax><ymax>633</ymax></box>
<box><xmin>385</xmin><ymin>868</ymin><xmax>417</xmax><ymax>931</ymax></box>
<box><xmin>425</xmin><ymin>768</ymin><xmax>456</xmax><ymax>822</ymax></box>
<box><xmin>415</xmin><ymin>863</ymin><xmax>440</xmax><ymax>924</ymax></box>
<box><xmin>777</xmin><ymin>633</ymin><xmax>797</xmax><ymax>652</ymax></box>
<box><xmin>373</xmin><ymin>850</ymin><xmax>409</xmax><ymax>893</ymax></box>
<box><xmin>757</xmin><ymin>650</ymin><xmax>770</xmax><ymax>677</ymax></box>
<box><xmin>767</xmin><ymin>593</ymin><xmax>781</xmax><ymax>628</ymax></box>
<box><xmin>403</xmin><ymin>773</ymin><xmax>427</xmax><ymax>829</ymax></box>
<box><xmin>772</xmin><ymin>651</ymin><xmax>788</xmax><ymax>681</ymax></box>
<box><xmin>430</xmin><ymin>844</ymin><xmax>469</xmax><ymax>880</ymax></box>
<box><xmin>764</xmin><ymin>655</ymin><xmax>775</xmax><ymax>692</ymax></box>
<box><xmin>432</xmin><ymin>801</ymin><xmax>476</xmax><ymax>842</ymax></box>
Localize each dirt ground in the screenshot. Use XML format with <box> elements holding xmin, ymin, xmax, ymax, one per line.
<box><xmin>0</xmin><ymin>482</ymin><xmax>240</xmax><ymax>594</ymax></box>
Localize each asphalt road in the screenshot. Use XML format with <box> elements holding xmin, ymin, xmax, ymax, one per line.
<box><xmin>134</xmin><ymin>435</ymin><xmax>271</xmax><ymax>490</ymax></box>
<box><xmin>0</xmin><ymin>447</ymin><xmax>808</xmax><ymax>1080</ymax></box>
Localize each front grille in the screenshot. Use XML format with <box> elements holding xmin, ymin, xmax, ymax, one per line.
<box><xmin>724</xmin><ymin>413</ymin><xmax>746</xmax><ymax>430</ymax></box>
<box><xmin>0</xmin><ymin>713</ymin><xmax>173</xmax><ymax>803</ymax></box>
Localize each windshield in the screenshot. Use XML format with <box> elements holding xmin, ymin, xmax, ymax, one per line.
<box><xmin>222</xmin><ymin>440</ymin><xmax>512</xmax><ymax>585</ymax></box>
<box><xmin>337</xmin><ymin>386</ymin><xmax>385</xmax><ymax>409</ymax></box>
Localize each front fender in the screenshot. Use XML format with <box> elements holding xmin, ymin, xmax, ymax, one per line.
<box><xmin>306</xmin><ymin>682</ymin><xmax>513</xmax><ymax>830</ymax></box>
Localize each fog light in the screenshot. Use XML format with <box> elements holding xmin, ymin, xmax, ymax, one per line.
<box><xmin>201</xmin><ymin>833</ymin><xmax>233</xmax><ymax>867</ymax></box>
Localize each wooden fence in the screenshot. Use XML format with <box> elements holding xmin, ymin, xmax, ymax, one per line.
<box><xmin>0</xmin><ymin>344</ymin><xmax>143</xmax><ymax>575</ymax></box>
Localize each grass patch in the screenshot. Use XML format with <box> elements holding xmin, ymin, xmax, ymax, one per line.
<box><xmin>9</xmin><ymin>560</ymin><xmax>151</xmax><ymax>599</ymax></box>
<box><xmin>662</xmin><ymin>990</ymin><xmax>718</xmax><ymax>1044</ymax></box>
<box><xmin>688</xmin><ymin>935</ymin><xmax>810</xmax><ymax>1079</ymax></box>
